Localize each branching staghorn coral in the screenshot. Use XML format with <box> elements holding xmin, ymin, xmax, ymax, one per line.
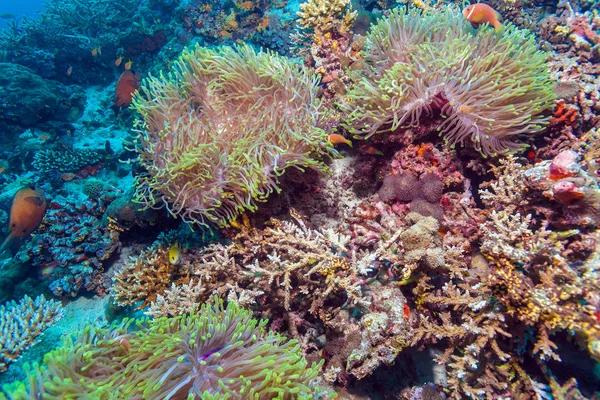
<box><xmin>132</xmin><ymin>44</ymin><xmax>335</xmax><ymax>227</ymax></box>
<box><xmin>407</xmin><ymin>151</ymin><xmax>600</xmax><ymax>398</ymax></box>
<box><xmin>0</xmin><ymin>295</ymin><xmax>64</xmax><ymax>372</ymax></box>
<box><xmin>341</xmin><ymin>7</ymin><xmax>555</xmax><ymax>156</ymax></box>
<box><xmin>111</xmin><ymin>241</ymin><xmax>190</xmax><ymax>309</ymax></box>
<box><xmin>2</xmin><ymin>298</ymin><xmax>333</xmax><ymax>399</ymax></box>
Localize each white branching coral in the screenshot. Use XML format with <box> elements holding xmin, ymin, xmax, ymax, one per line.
<box><xmin>0</xmin><ymin>295</ymin><xmax>64</xmax><ymax>372</ymax></box>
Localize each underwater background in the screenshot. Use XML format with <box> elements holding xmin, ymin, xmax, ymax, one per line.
<box><xmin>0</xmin><ymin>0</ymin><xmax>599</xmax><ymax>398</ymax></box>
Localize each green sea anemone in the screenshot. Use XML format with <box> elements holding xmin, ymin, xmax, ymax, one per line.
<box><xmin>1</xmin><ymin>298</ymin><xmax>332</xmax><ymax>399</ymax></box>
<box><xmin>132</xmin><ymin>44</ymin><xmax>335</xmax><ymax>227</ymax></box>
<box><xmin>341</xmin><ymin>7</ymin><xmax>555</xmax><ymax>156</ymax></box>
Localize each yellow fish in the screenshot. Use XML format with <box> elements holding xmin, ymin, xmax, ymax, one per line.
<box><xmin>169</xmin><ymin>243</ymin><xmax>181</xmax><ymax>265</ymax></box>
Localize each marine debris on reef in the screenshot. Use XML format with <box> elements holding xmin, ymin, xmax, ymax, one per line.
<box><xmin>0</xmin><ymin>0</ymin><xmax>599</xmax><ymax>398</ymax></box>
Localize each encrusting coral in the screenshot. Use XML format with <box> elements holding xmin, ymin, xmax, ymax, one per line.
<box><xmin>132</xmin><ymin>43</ymin><xmax>336</xmax><ymax>227</ymax></box>
<box><xmin>2</xmin><ymin>297</ymin><xmax>332</xmax><ymax>399</ymax></box>
<box><xmin>341</xmin><ymin>7</ymin><xmax>555</xmax><ymax>156</ymax></box>
<box><xmin>0</xmin><ymin>295</ymin><xmax>63</xmax><ymax>372</ymax></box>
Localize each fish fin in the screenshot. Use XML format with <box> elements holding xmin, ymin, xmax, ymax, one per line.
<box><xmin>470</xmin><ymin>21</ymin><xmax>479</xmax><ymax>29</ymax></box>
<box><xmin>23</xmin><ymin>196</ymin><xmax>44</xmax><ymax>207</ymax></box>
<box><xmin>346</xmin><ymin>140</ymin><xmax>353</xmax><ymax>148</ymax></box>
<box><xmin>494</xmin><ymin>24</ymin><xmax>503</xmax><ymax>34</ymax></box>
<box><xmin>0</xmin><ymin>233</ymin><xmax>20</xmax><ymax>257</ymax></box>
<box><xmin>111</xmin><ymin>103</ymin><xmax>121</xmax><ymax>117</ymax></box>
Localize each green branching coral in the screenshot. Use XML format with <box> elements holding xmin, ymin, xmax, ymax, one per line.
<box><xmin>341</xmin><ymin>7</ymin><xmax>555</xmax><ymax>156</ymax></box>
<box><xmin>132</xmin><ymin>44</ymin><xmax>335</xmax><ymax>227</ymax></box>
<box><xmin>1</xmin><ymin>298</ymin><xmax>332</xmax><ymax>399</ymax></box>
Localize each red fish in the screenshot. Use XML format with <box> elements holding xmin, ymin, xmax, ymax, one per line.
<box><xmin>111</xmin><ymin>70</ymin><xmax>141</xmax><ymax>116</ymax></box>
<box><xmin>0</xmin><ymin>186</ymin><xmax>47</xmax><ymax>256</ymax></box>
<box><xmin>463</xmin><ymin>3</ymin><xmax>502</xmax><ymax>31</ymax></box>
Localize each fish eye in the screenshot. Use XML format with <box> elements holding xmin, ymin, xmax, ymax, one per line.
<box><xmin>11</xmin><ymin>223</ymin><xmax>16</xmax><ymax>228</ymax></box>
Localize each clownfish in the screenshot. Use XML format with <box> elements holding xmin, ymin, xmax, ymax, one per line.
<box><xmin>462</xmin><ymin>3</ymin><xmax>502</xmax><ymax>31</ymax></box>
<box><xmin>0</xmin><ymin>186</ymin><xmax>47</xmax><ymax>257</ymax></box>
<box><xmin>327</xmin><ymin>134</ymin><xmax>352</xmax><ymax>147</ymax></box>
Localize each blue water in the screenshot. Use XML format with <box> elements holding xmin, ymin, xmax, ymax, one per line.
<box><xmin>0</xmin><ymin>0</ymin><xmax>44</xmax><ymax>30</ymax></box>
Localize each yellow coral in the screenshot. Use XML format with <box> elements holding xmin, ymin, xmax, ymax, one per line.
<box><xmin>297</xmin><ymin>0</ymin><xmax>356</xmax><ymax>33</ymax></box>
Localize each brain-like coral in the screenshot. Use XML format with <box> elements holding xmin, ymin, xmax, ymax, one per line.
<box><xmin>133</xmin><ymin>44</ymin><xmax>335</xmax><ymax>227</ymax></box>
<box><xmin>342</xmin><ymin>7</ymin><xmax>555</xmax><ymax>156</ymax></box>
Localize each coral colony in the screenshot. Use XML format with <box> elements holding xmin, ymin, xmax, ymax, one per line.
<box><xmin>0</xmin><ymin>0</ymin><xmax>599</xmax><ymax>398</ymax></box>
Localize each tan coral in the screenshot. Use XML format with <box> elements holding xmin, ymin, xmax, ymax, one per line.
<box><xmin>297</xmin><ymin>0</ymin><xmax>356</xmax><ymax>34</ymax></box>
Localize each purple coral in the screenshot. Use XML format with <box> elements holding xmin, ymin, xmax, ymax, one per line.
<box><xmin>378</xmin><ymin>172</ymin><xmax>421</xmax><ymax>202</ymax></box>
<box><xmin>419</xmin><ymin>173</ymin><xmax>444</xmax><ymax>203</ymax></box>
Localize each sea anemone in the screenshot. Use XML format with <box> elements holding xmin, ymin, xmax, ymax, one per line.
<box><xmin>132</xmin><ymin>44</ymin><xmax>335</xmax><ymax>227</ymax></box>
<box><xmin>3</xmin><ymin>298</ymin><xmax>331</xmax><ymax>399</ymax></box>
<box><xmin>341</xmin><ymin>7</ymin><xmax>555</xmax><ymax>156</ymax></box>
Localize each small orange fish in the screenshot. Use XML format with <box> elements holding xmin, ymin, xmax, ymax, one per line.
<box><xmin>237</xmin><ymin>1</ymin><xmax>254</xmax><ymax>9</ymax></box>
<box><xmin>91</xmin><ymin>48</ymin><xmax>97</xmax><ymax>56</ymax></box>
<box><xmin>328</xmin><ymin>134</ymin><xmax>352</xmax><ymax>147</ymax></box>
<box><xmin>124</xmin><ymin>60</ymin><xmax>133</xmax><ymax>70</ymax></box>
<box><xmin>359</xmin><ymin>144</ymin><xmax>383</xmax><ymax>155</ymax></box>
<box><xmin>257</xmin><ymin>17</ymin><xmax>270</xmax><ymax>31</ymax></box>
<box><xmin>0</xmin><ymin>167</ymin><xmax>5</xmax><ymax>174</ymax></box>
<box><xmin>220</xmin><ymin>30</ymin><xmax>232</xmax><ymax>37</ymax></box>
<box><xmin>66</xmin><ymin>66</ymin><xmax>73</xmax><ymax>75</ymax></box>
<box><xmin>39</xmin><ymin>135</ymin><xmax>49</xmax><ymax>141</ymax></box>
<box><xmin>115</xmin><ymin>56</ymin><xmax>123</xmax><ymax>67</ymax></box>
<box><xmin>463</xmin><ymin>3</ymin><xmax>502</xmax><ymax>31</ymax></box>
<box><xmin>403</xmin><ymin>303</ymin><xmax>410</xmax><ymax>320</ymax></box>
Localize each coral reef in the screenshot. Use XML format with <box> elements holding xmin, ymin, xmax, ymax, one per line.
<box><xmin>132</xmin><ymin>44</ymin><xmax>336</xmax><ymax>227</ymax></box>
<box><xmin>19</xmin><ymin>194</ymin><xmax>120</xmax><ymax>297</ymax></box>
<box><xmin>2</xmin><ymin>298</ymin><xmax>332</xmax><ymax>399</ymax></box>
<box><xmin>341</xmin><ymin>7</ymin><xmax>555</xmax><ymax>156</ymax></box>
<box><xmin>293</xmin><ymin>0</ymin><xmax>362</xmax><ymax>100</ymax></box>
<box><xmin>0</xmin><ymin>295</ymin><xmax>63</xmax><ymax>372</ymax></box>
<box><xmin>32</xmin><ymin>148</ymin><xmax>105</xmax><ymax>173</ymax></box>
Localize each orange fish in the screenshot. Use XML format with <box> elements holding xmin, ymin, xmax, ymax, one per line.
<box><xmin>237</xmin><ymin>1</ymin><xmax>254</xmax><ymax>9</ymax></box>
<box><xmin>66</xmin><ymin>66</ymin><xmax>73</xmax><ymax>75</ymax></box>
<box><xmin>0</xmin><ymin>186</ymin><xmax>47</xmax><ymax>256</ymax></box>
<box><xmin>124</xmin><ymin>60</ymin><xmax>133</xmax><ymax>70</ymax></box>
<box><xmin>257</xmin><ymin>17</ymin><xmax>270</xmax><ymax>32</ymax></box>
<box><xmin>462</xmin><ymin>3</ymin><xmax>502</xmax><ymax>31</ymax></box>
<box><xmin>39</xmin><ymin>135</ymin><xmax>49</xmax><ymax>141</ymax></box>
<box><xmin>359</xmin><ymin>144</ymin><xmax>383</xmax><ymax>155</ymax></box>
<box><xmin>0</xmin><ymin>167</ymin><xmax>5</xmax><ymax>174</ymax></box>
<box><xmin>115</xmin><ymin>56</ymin><xmax>123</xmax><ymax>67</ymax></box>
<box><xmin>328</xmin><ymin>134</ymin><xmax>352</xmax><ymax>147</ymax></box>
<box><xmin>111</xmin><ymin>70</ymin><xmax>141</xmax><ymax>116</ymax></box>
